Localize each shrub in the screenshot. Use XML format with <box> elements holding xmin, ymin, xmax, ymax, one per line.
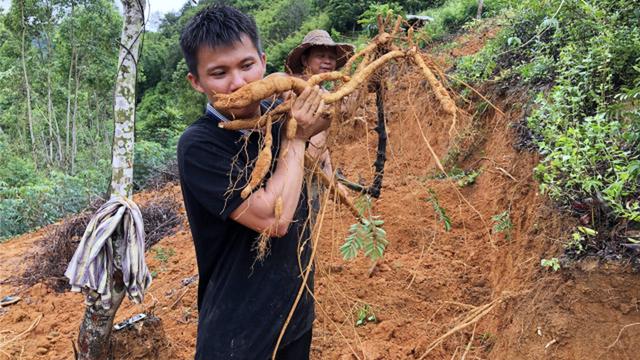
<box><xmin>454</xmin><ymin>0</ymin><xmax>640</xmax><ymax>226</ymax></box>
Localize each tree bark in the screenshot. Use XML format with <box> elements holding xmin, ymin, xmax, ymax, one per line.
<box><xmin>477</xmin><ymin>0</ymin><xmax>484</xmax><ymax>19</ymax></box>
<box><xmin>76</xmin><ymin>1</ymin><xmax>146</xmax><ymax>359</ymax></box>
<box><xmin>71</xmin><ymin>56</ymin><xmax>79</xmax><ymax>174</ymax></box>
<box><xmin>47</xmin><ymin>65</ymin><xmax>54</xmax><ymax>164</ymax></box>
<box><xmin>65</xmin><ymin>0</ymin><xmax>75</xmax><ymax>167</ymax></box>
<box><xmin>109</xmin><ymin>0</ymin><xmax>145</xmax><ymax>198</ymax></box>
<box><xmin>19</xmin><ymin>0</ymin><xmax>36</xmax><ymax>159</ymax></box>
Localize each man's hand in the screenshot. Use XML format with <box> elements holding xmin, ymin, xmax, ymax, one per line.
<box><xmin>291</xmin><ymin>85</ymin><xmax>329</xmax><ymax>140</ymax></box>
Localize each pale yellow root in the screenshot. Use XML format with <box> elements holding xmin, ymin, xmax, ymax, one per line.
<box><xmin>408</xmin><ymin>27</ymin><xmax>415</xmax><ymax>48</ymax></box>
<box><xmin>391</xmin><ymin>15</ymin><xmax>403</xmax><ymax>36</ymax></box>
<box><xmin>324</xmin><ymin>50</ymin><xmax>405</xmax><ymax>104</ymax></box>
<box><xmin>219</xmin><ymin>102</ymin><xmax>291</xmax><ymax>131</ymax></box>
<box><xmin>377</xmin><ymin>14</ymin><xmax>385</xmax><ymax>34</ymax></box>
<box><xmin>304</xmin><ymin>153</ymin><xmax>360</xmax><ymax>219</ymax></box>
<box><xmin>219</xmin><ymin>49</ymin><xmax>404</xmax><ymax>118</ymax></box>
<box><xmin>214</xmin><ymin>75</ymin><xmax>308</xmax><ymax>109</ymax></box>
<box><xmin>281</xmin><ymin>116</ymin><xmax>298</xmax><ymax>158</ymax></box>
<box><xmin>215</xmin><ymin>72</ymin><xmax>350</xmax><ymax>111</ymax></box>
<box><xmin>308</xmin><ymin>71</ymin><xmax>350</xmax><ymax>85</ymax></box>
<box><xmin>274</xmin><ymin>196</ymin><xmax>283</xmax><ymax>219</ymax></box>
<box><xmin>240</xmin><ymin>115</ymin><xmax>273</xmax><ymax>199</ymax></box>
<box><xmin>342</xmin><ymin>33</ymin><xmax>393</xmax><ymax>75</ymax></box>
<box><xmin>286</xmin><ymin>117</ymin><xmax>297</xmax><ymax>139</ymax></box>
<box><xmin>410</xmin><ymin>49</ymin><xmax>458</xmax><ymax>135</ymax></box>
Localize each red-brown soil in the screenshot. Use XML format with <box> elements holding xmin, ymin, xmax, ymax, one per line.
<box><xmin>2</xmin><ymin>26</ymin><xmax>640</xmax><ymax>360</ymax></box>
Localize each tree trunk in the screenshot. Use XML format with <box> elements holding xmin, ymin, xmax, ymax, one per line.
<box><xmin>109</xmin><ymin>0</ymin><xmax>145</xmax><ymax>198</ymax></box>
<box><xmin>53</xmin><ymin>106</ymin><xmax>63</xmax><ymax>165</ymax></box>
<box><xmin>65</xmin><ymin>1</ymin><xmax>75</xmax><ymax>167</ymax></box>
<box><xmin>71</xmin><ymin>57</ymin><xmax>79</xmax><ymax>174</ymax></box>
<box><xmin>47</xmin><ymin>67</ymin><xmax>54</xmax><ymax>164</ymax></box>
<box><xmin>76</xmin><ymin>1</ymin><xmax>146</xmax><ymax>359</ymax></box>
<box><xmin>477</xmin><ymin>0</ymin><xmax>484</xmax><ymax>19</ymax></box>
<box><xmin>20</xmin><ymin>0</ymin><xmax>36</xmax><ymax>159</ymax></box>
<box><xmin>66</xmin><ymin>47</ymin><xmax>76</xmax><ymax>167</ymax></box>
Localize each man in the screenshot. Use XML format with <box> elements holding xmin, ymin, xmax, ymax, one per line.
<box><xmin>178</xmin><ymin>5</ymin><xmax>328</xmax><ymax>359</ymax></box>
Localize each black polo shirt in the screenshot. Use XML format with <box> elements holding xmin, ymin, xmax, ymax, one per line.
<box><xmin>177</xmin><ymin>103</ymin><xmax>314</xmax><ymax>359</ymax></box>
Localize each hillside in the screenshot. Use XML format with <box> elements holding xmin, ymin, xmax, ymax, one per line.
<box><xmin>1</xmin><ymin>24</ymin><xmax>639</xmax><ymax>360</ymax></box>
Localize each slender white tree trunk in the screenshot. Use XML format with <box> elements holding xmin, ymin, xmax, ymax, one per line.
<box><xmin>20</xmin><ymin>0</ymin><xmax>36</xmax><ymax>158</ymax></box>
<box><xmin>109</xmin><ymin>0</ymin><xmax>145</xmax><ymax>198</ymax></box>
<box><xmin>75</xmin><ymin>1</ymin><xmax>146</xmax><ymax>358</ymax></box>
<box><xmin>477</xmin><ymin>0</ymin><xmax>484</xmax><ymax>19</ymax></box>
<box><xmin>71</xmin><ymin>60</ymin><xmax>79</xmax><ymax>174</ymax></box>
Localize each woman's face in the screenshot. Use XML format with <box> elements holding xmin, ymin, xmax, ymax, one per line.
<box><xmin>302</xmin><ymin>46</ymin><xmax>337</xmax><ymax>75</ymax></box>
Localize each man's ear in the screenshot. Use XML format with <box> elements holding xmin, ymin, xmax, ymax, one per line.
<box><xmin>187</xmin><ymin>73</ymin><xmax>205</xmax><ymax>94</ymax></box>
<box><xmin>260</xmin><ymin>52</ymin><xmax>267</xmax><ymax>74</ymax></box>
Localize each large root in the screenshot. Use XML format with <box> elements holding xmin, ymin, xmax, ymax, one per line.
<box><xmin>342</xmin><ymin>33</ymin><xmax>393</xmax><ymax>75</ymax></box>
<box><xmin>324</xmin><ymin>50</ymin><xmax>405</xmax><ymax>103</ymax></box>
<box><xmin>409</xmin><ymin>49</ymin><xmax>458</xmax><ymax>135</ymax></box>
<box><xmin>215</xmin><ymin>73</ymin><xmax>349</xmax><ymax>110</ymax></box>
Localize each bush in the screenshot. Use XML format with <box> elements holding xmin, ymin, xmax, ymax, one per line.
<box><xmin>0</xmin><ymin>167</ymin><xmax>109</xmax><ymax>239</ymax></box>
<box><xmin>454</xmin><ymin>0</ymin><xmax>640</xmax><ymax>226</ymax></box>
<box><xmin>419</xmin><ymin>0</ymin><xmax>514</xmax><ymax>41</ymax></box>
<box><xmin>133</xmin><ymin>140</ymin><xmax>177</xmax><ymax>190</ymax></box>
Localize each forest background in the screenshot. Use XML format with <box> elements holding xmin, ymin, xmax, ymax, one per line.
<box><xmin>0</xmin><ymin>0</ymin><xmax>638</xmax><ymax>259</ymax></box>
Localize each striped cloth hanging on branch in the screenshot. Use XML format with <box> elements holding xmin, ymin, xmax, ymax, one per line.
<box><xmin>64</xmin><ymin>196</ymin><xmax>152</xmax><ymax>310</ymax></box>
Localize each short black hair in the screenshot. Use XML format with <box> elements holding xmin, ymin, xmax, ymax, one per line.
<box><xmin>180</xmin><ymin>4</ymin><xmax>262</xmax><ymax>77</ymax></box>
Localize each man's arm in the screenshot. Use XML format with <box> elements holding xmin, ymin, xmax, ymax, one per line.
<box><xmin>230</xmin><ymin>86</ymin><xmax>328</xmax><ymax>237</ymax></box>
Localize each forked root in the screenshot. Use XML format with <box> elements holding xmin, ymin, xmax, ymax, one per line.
<box><xmin>343</xmin><ymin>32</ymin><xmax>393</xmax><ymax>74</ymax></box>
<box><xmin>324</xmin><ymin>50</ymin><xmax>405</xmax><ymax>103</ymax></box>
<box><xmin>215</xmin><ymin>50</ymin><xmax>405</xmax><ymax>111</ymax></box>
<box><xmin>214</xmin><ymin>76</ymin><xmax>308</xmax><ymax>109</ymax></box>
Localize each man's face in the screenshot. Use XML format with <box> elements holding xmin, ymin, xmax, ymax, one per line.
<box><xmin>302</xmin><ymin>46</ymin><xmax>337</xmax><ymax>75</ymax></box>
<box><xmin>187</xmin><ymin>34</ymin><xmax>266</xmax><ymax>119</ymax></box>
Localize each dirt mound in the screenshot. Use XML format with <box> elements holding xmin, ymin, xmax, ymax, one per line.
<box><xmin>111</xmin><ymin>315</ymin><xmax>175</xmax><ymax>359</ymax></box>
<box><xmin>1</xmin><ymin>25</ymin><xmax>639</xmax><ymax>360</ymax></box>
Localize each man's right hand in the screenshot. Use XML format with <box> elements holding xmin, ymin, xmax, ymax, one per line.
<box><xmin>291</xmin><ymin>85</ymin><xmax>329</xmax><ymax>140</ymax></box>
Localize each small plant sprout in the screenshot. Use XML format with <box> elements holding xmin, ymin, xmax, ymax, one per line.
<box><xmin>355</xmin><ymin>303</ymin><xmax>377</xmax><ymax>327</ymax></box>
<box><xmin>457</xmin><ymin>169</ymin><xmax>481</xmax><ymax>188</ymax></box>
<box><xmin>153</xmin><ymin>246</ymin><xmax>176</xmax><ymax>272</ymax></box>
<box><xmin>567</xmin><ymin>226</ymin><xmax>597</xmax><ymax>254</ymax></box>
<box><xmin>492</xmin><ymin>210</ymin><xmax>513</xmax><ymax>239</ymax></box>
<box><xmin>541</xmin><ymin>258</ymin><xmax>561</xmax><ymax>271</ymax></box>
<box><xmin>426</xmin><ymin>188</ymin><xmax>452</xmax><ymax>232</ymax></box>
<box><xmin>341</xmin><ymin>195</ymin><xmax>388</xmax><ymax>261</ymax></box>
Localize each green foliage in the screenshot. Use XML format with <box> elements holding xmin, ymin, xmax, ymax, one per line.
<box><xmin>419</xmin><ymin>0</ymin><xmax>513</xmax><ymax>42</ymax></box>
<box><xmin>341</xmin><ymin>195</ymin><xmax>388</xmax><ymax>261</ymax></box>
<box><xmin>153</xmin><ymin>246</ymin><xmax>176</xmax><ymax>264</ymax></box>
<box><xmin>0</xmin><ymin>162</ymin><xmax>109</xmax><ymax>239</ymax></box>
<box><xmin>455</xmin><ymin>0</ymin><xmax>640</xmax><ymax>228</ymax></box>
<box><xmin>425</xmin><ymin>188</ymin><xmax>451</xmax><ymax>232</ymax></box>
<box><xmin>434</xmin><ymin>167</ymin><xmax>481</xmax><ymax>187</ymax></box>
<box><xmin>262</xmin><ymin>12</ymin><xmax>331</xmax><ymax>73</ymax></box>
<box><xmin>358</xmin><ymin>3</ymin><xmax>405</xmax><ymax>35</ymax></box>
<box><xmin>491</xmin><ymin>210</ymin><xmax>513</xmax><ymax>239</ymax></box>
<box><xmin>355</xmin><ymin>303</ymin><xmax>377</xmax><ymax>326</ymax></box>
<box><xmin>0</xmin><ymin>0</ymin><xmax>190</xmax><ymax>239</ymax></box>
<box><xmin>153</xmin><ymin>246</ymin><xmax>176</xmax><ymax>273</ymax></box>
<box><xmin>540</xmin><ymin>257</ymin><xmax>560</xmax><ymax>271</ymax></box>
<box><xmin>134</xmin><ymin>140</ymin><xmax>177</xmax><ymax>190</ymax></box>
